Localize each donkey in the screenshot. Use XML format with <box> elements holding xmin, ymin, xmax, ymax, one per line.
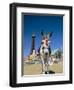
<box><xmin>39</xmin><ymin>31</ymin><xmax>52</xmax><ymax>74</ymax></box>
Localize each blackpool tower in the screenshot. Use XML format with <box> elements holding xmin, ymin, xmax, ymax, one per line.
<box><xmin>30</xmin><ymin>33</ymin><xmax>35</xmax><ymax>54</ymax></box>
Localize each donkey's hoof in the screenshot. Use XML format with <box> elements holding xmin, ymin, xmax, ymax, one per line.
<box><xmin>42</xmin><ymin>72</ymin><xmax>45</xmax><ymax>74</ymax></box>
<box><xmin>45</xmin><ymin>71</ymin><xmax>48</xmax><ymax>74</ymax></box>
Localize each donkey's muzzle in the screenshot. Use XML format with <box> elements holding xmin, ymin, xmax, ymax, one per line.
<box><xmin>45</xmin><ymin>53</ymin><xmax>48</xmax><ymax>56</ymax></box>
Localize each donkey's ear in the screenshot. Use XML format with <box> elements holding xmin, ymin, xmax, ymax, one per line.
<box><xmin>50</xmin><ymin>32</ymin><xmax>53</xmax><ymax>37</ymax></box>
<box><xmin>41</xmin><ymin>31</ymin><xmax>44</xmax><ymax>36</ymax></box>
<box><xmin>47</xmin><ymin>32</ymin><xmax>53</xmax><ymax>39</ymax></box>
<box><xmin>41</xmin><ymin>30</ymin><xmax>44</xmax><ymax>37</ymax></box>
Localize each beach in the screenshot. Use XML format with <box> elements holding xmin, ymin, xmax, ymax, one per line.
<box><xmin>23</xmin><ymin>61</ymin><xmax>63</xmax><ymax>75</ymax></box>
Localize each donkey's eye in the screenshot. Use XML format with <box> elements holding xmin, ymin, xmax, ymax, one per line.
<box><xmin>41</xmin><ymin>42</ymin><xmax>44</xmax><ymax>44</ymax></box>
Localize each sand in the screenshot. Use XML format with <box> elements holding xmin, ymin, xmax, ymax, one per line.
<box><xmin>23</xmin><ymin>61</ymin><xmax>63</xmax><ymax>75</ymax></box>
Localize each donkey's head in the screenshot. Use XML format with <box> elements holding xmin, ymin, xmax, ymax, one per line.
<box><xmin>41</xmin><ymin>31</ymin><xmax>52</xmax><ymax>47</ymax></box>
<box><xmin>40</xmin><ymin>31</ymin><xmax>52</xmax><ymax>56</ymax></box>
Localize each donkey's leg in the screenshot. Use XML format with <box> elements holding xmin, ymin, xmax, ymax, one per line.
<box><xmin>41</xmin><ymin>56</ymin><xmax>45</xmax><ymax>74</ymax></box>
<box><xmin>45</xmin><ymin>62</ymin><xmax>49</xmax><ymax>74</ymax></box>
<box><xmin>47</xmin><ymin>54</ymin><xmax>49</xmax><ymax>73</ymax></box>
<box><xmin>47</xmin><ymin>60</ymin><xmax>49</xmax><ymax>73</ymax></box>
<box><xmin>42</xmin><ymin>62</ymin><xmax>45</xmax><ymax>74</ymax></box>
<box><xmin>45</xmin><ymin>54</ymin><xmax>49</xmax><ymax>74</ymax></box>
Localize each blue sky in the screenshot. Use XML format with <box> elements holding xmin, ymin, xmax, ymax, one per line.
<box><xmin>22</xmin><ymin>15</ymin><xmax>63</xmax><ymax>57</ymax></box>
